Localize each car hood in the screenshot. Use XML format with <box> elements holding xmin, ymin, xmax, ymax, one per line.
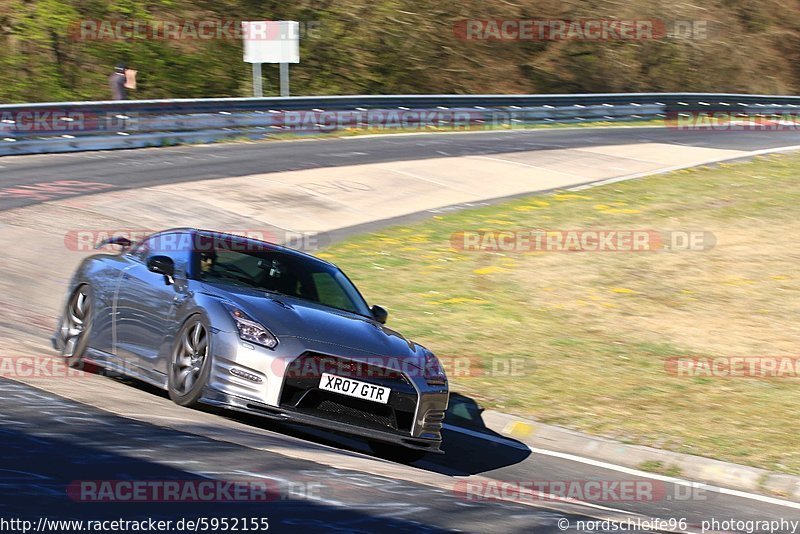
<box><xmin>202</xmin><ymin>283</ymin><xmax>425</xmax><ymax>362</ymax></box>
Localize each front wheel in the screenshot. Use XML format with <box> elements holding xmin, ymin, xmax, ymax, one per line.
<box><xmin>168</xmin><ymin>315</ymin><xmax>212</xmax><ymax>407</ymax></box>
<box><xmin>58</xmin><ymin>284</ymin><xmax>93</xmax><ymax>367</ymax></box>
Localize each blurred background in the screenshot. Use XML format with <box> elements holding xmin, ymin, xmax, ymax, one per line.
<box><xmin>2</xmin><ymin>0</ymin><xmax>800</xmax><ymax>102</ymax></box>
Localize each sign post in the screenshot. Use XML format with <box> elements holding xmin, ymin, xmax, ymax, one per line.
<box><xmin>279</xmin><ymin>63</ymin><xmax>289</xmax><ymax>97</ymax></box>
<box><xmin>242</xmin><ymin>21</ymin><xmax>300</xmax><ymax>97</ymax></box>
<box><xmin>252</xmin><ymin>63</ymin><xmax>263</xmax><ymax>97</ymax></box>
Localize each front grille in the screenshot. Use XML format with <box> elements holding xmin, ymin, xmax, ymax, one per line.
<box><xmin>316</xmin><ymin>398</ymin><xmax>394</xmax><ymax>428</ymax></box>
<box><xmin>280</xmin><ymin>352</ymin><xmax>419</xmax><ymax>433</ymax></box>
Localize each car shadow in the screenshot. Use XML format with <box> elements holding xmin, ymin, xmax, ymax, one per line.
<box><xmin>221</xmin><ymin>391</ymin><xmax>531</xmax><ymax>477</ymax></box>
<box><xmin>80</xmin><ymin>362</ymin><xmax>530</xmax><ymax>477</ymax></box>
<box><xmin>422</xmin><ymin>392</ymin><xmax>531</xmax><ymax>475</ymax></box>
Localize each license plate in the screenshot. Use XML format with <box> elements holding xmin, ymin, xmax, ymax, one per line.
<box><xmin>319</xmin><ymin>372</ymin><xmax>390</xmax><ymax>404</ymax></box>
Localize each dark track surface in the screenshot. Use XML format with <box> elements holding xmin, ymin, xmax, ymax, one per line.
<box><xmin>0</xmin><ymin>378</ymin><xmax>625</xmax><ymax>533</ymax></box>
<box><xmin>1</xmin><ymin>127</ymin><xmax>800</xmax><ymax>212</ymax></box>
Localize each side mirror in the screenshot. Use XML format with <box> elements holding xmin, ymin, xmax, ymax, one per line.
<box><xmin>370</xmin><ymin>305</ymin><xmax>388</xmax><ymax>324</ymax></box>
<box><xmin>147</xmin><ymin>255</ymin><xmax>175</xmax><ymax>276</ymax></box>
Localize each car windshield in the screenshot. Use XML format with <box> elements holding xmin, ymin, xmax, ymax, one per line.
<box><xmin>196</xmin><ymin>240</ymin><xmax>371</xmax><ymax>317</ymax></box>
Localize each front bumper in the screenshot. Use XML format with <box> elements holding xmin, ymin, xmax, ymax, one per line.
<box><xmin>204</xmin><ymin>335</ymin><xmax>449</xmax><ymax>451</ymax></box>
<box><xmin>201</xmin><ymin>388</ymin><xmax>444</xmax><ymax>452</ymax></box>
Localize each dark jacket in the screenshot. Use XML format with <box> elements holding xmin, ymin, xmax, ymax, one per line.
<box><xmin>109</xmin><ymin>72</ymin><xmax>127</xmax><ymax>100</ymax></box>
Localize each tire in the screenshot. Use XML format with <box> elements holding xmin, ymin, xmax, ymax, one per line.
<box><xmin>368</xmin><ymin>440</ymin><xmax>428</xmax><ymax>464</ymax></box>
<box><xmin>58</xmin><ymin>284</ymin><xmax>93</xmax><ymax>367</ymax></box>
<box><xmin>168</xmin><ymin>314</ymin><xmax>212</xmax><ymax>407</ymax></box>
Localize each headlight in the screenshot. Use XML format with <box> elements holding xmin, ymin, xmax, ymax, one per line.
<box><xmin>222</xmin><ymin>302</ymin><xmax>278</xmax><ymax>349</ymax></box>
<box><xmin>423</xmin><ymin>352</ymin><xmax>447</xmax><ymax>386</ymax></box>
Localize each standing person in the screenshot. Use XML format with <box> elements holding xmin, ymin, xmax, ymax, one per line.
<box><xmin>109</xmin><ymin>64</ymin><xmax>127</xmax><ymax>100</ymax></box>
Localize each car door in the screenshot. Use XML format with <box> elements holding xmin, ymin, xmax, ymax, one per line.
<box><xmin>114</xmin><ymin>231</ymin><xmax>192</xmax><ymax>377</ymax></box>
<box><xmin>89</xmin><ymin>254</ymin><xmax>138</xmax><ymax>358</ymax></box>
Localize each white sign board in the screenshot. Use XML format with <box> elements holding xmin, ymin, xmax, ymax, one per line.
<box><xmin>242</xmin><ymin>21</ymin><xmax>299</xmax><ymax>64</ymax></box>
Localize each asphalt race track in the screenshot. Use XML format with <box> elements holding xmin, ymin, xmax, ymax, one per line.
<box><xmin>2</xmin><ymin>127</ymin><xmax>800</xmax><ymax>533</ymax></box>
<box><xmin>2</xmin><ymin>126</ymin><xmax>800</xmax><ymax>212</ymax></box>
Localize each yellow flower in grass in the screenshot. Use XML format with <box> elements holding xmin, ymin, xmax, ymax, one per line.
<box><xmin>473</xmin><ymin>266</ymin><xmax>506</xmax><ymax>275</ymax></box>
<box><xmin>553</xmin><ymin>193</ymin><xmax>591</xmax><ymax>201</ymax></box>
<box><xmin>611</xmin><ymin>287</ymin><xmax>638</xmax><ymax>294</ymax></box>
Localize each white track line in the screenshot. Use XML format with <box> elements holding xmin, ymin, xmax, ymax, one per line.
<box><xmin>446</xmin><ymin>423</ymin><xmax>800</xmax><ymax>509</ymax></box>
<box><xmin>530</xmin><ymin>447</ymin><xmax>800</xmax><ymax>510</ymax></box>
<box><xmin>570</xmin><ymin>144</ymin><xmax>800</xmax><ymax>191</ymax></box>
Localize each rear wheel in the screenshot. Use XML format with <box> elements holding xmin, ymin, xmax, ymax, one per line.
<box><xmin>58</xmin><ymin>284</ymin><xmax>92</xmax><ymax>367</ymax></box>
<box><xmin>368</xmin><ymin>440</ymin><xmax>428</xmax><ymax>464</ymax></box>
<box><xmin>168</xmin><ymin>315</ymin><xmax>212</xmax><ymax>407</ymax></box>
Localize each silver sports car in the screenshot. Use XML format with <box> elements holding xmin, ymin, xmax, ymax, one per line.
<box><xmin>53</xmin><ymin>229</ymin><xmax>449</xmax><ymax>460</ymax></box>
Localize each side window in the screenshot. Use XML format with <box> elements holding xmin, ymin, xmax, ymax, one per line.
<box><xmin>135</xmin><ymin>232</ymin><xmax>193</xmax><ymax>277</ymax></box>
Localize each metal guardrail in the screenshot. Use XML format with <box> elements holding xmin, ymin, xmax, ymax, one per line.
<box><xmin>1</xmin><ymin>93</ymin><xmax>799</xmax><ymax>156</ymax></box>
